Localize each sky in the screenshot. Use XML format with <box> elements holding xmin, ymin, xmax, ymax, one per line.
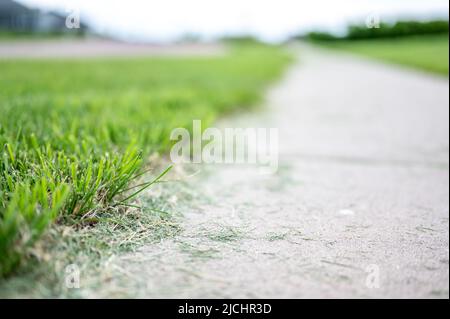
<box><xmin>18</xmin><ymin>0</ymin><xmax>450</xmax><ymax>42</ymax></box>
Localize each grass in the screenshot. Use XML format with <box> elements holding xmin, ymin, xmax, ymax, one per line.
<box><xmin>206</xmin><ymin>226</ymin><xmax>243</xmax><ymax>243</ymax></box>
<box><xmin>315</xmin><ymin>34</ymin><xmax>449</xmax><ymax>75</ymax></box>
<box><xmin>0</xmin><ymin>44</ymin><xmax>291</xmax><ymax>278</ymax></box>
<box><xmin>0</xmin><ymin>181</ymin><xmax>183</xmax><ymax>298</ymax></box>
<box><xmin>0</xmin><ymin>31</ymin><xmax>85</xmax><ymax>41</ymax></box>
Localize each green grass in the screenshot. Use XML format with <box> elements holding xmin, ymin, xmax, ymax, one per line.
<box><xmin>0</xmin><ymin>31</ymin><xmax>85</xmax><ymax>41</ymax></box>
<box><xmin>0</xmin><ymin>44</ymin><xmax>291</xmax><ymax>277</ymax></box>
<box><xmin>316</xmin><ymin>34</ymin><xmax>449</xmax><ymax>75</ymax></box>
<box><xmin>0</xmin><ymin>176</ymin><xmax>188</xmax><ymax>298</ymax></box>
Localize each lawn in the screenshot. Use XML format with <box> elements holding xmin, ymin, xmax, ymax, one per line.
<box><xmin>318</xmin><ymin>34</ymin><xmax>449</xmax><ymax>75</ymax></box>
<box><xmin>0</xmin><ymin>44</ymin><xmax>291</xmax><ymax>277</ymax></box>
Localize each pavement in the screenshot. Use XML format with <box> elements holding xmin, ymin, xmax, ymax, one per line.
<box><xmin>0</xmin><ymin>38</ymin><xmax>224</xmax><ymax>58</ymax></box>
<box><xmin>91</xmin><ymin>44</ymin><xmax>449</xmax><ymax>298</ymax></box>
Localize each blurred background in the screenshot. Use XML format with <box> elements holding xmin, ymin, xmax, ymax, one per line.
<box><xmin>0</xmin><ymin>0</ymin><xmax>448</xmax><ymax>43</ymax></box>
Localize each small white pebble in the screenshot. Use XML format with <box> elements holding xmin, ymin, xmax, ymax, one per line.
<box><xmin>339</xmin><ymin>209</ymin><xmax>355</xmax><ymax>216</ymax></box>
<box><xmin>168</xmin><ymin>195</ymin><xmax>178</xmax><ymax>204</ymax></box>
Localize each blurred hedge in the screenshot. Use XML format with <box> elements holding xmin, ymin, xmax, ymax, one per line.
<box><xmin>304</xmin><ymin>20</ymin><xmax>449</xmax><ymax>42</ymax></box>
<box><xmin>305</xmin><ymin>32</ymin><xmax>340</xmax><ymax>41</ymax></box>
<box><xmin>347</xmin><ymin>20</ymin><xmax>449</xmax><ymax>40</ymax></box>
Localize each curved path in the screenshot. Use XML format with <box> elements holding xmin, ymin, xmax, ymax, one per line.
<box><xmin>100</xmin><ymin>45</ymin><xmax>449</xmax><ymax>298</ymax></box>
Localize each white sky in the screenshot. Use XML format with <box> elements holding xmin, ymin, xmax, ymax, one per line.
<box><xmin>18</xmin><ymin>0</ymin><xmax>450</xmax><ymax>42</ymax></box>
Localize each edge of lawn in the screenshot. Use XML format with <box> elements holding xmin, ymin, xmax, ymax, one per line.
<box><xmin>306</xmin><ymin>34</ymin><xmax>449</xmax><ymax>76</ymax></box>
<box><xmin>0</xmin><ymin>43</ymin><xmax>293</xmax><ymax>297</ymax></box>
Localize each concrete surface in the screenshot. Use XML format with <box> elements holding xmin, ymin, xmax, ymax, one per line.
<box><xmin>97</xmin><ymin>45</ymin><xmax>449</xmax><ymax>298</ymax></box>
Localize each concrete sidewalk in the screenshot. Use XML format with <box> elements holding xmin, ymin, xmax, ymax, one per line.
<box><xmin>0</xmin><ymin>39</ymin><xmax>224</xmax><ymax>58</ymax></box>
<box><xmin>95</xmin><ymin>45</ymin><xmax>449</xmax><ymax>298</ymax></box>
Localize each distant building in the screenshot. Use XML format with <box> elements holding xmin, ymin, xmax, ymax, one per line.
<box><xmin>0</xmin><ymin>0</ymin><xmax>88</xmax><ymax>34</ymax></box>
